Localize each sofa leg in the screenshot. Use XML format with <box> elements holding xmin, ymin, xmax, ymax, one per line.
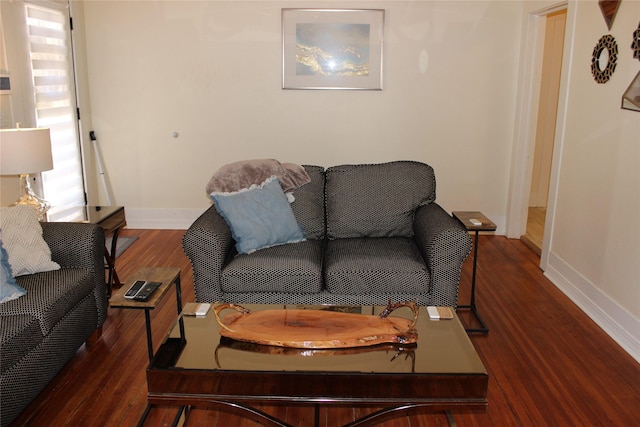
<box><xmin>86</xmin><ymin>326</ymin><xmax>103</xmax><ymax>347</ymax></box>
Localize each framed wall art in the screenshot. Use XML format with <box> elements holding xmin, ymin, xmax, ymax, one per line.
<box><xmin>0</xmin><ymin>74</ymin><xmax>10</xmax><ymax>93</ymax></box>
<box><xmin>632</xmin><ymin>21</ymin><xmax>640</xmax><ymax>61</ymax></box>
<box><xmin>622</xmin><ymin>70</ymin><xmax>640</xmax><ymax>112</ymax></box>
<box><xmin>282</xmin><ymin>9</ymin><xmax>384</xmax><ymax>90</ymax></box>
<box><xmin>591</xmin><ymin>34</ymin><xmax>618</xmax><ymax>83</ymax></box>
<box><xmin>598</xmin><ymin>0</ymin><xmax>621</xmax><ymax>31</ymax></box>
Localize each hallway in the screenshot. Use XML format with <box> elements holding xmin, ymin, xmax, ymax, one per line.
<box><xmin>521</xmin><ymin>207</ymin><xmax>546</xmax><ymax>255</ymax></box>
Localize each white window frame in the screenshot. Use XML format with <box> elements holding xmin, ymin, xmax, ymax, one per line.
<box><xmin>1</xmin><ymin>0</ymin><xmax>87</xmax><ymax>209</ymax></box>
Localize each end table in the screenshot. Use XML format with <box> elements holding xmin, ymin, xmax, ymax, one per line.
<box><xmin>452</xmin><ymin>211</ymin><xmax>496</xmax><ymax>333</ymax></box>
<box><xmin>109</xmin><ymin>267</ymin><xmax>183</xmax><ymax>363</ymax></box>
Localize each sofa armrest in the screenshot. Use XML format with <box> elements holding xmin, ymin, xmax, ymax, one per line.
<box><xmin>182</xmin><ymin>205</ymin><xmax>234</xmax><ymax>302</ymax></box>
<box><xmin>413</xmin><ymin>203</ymin><xmax>473</xmax><ymax>307</ymax></box>
<box><xmin>42</xmin><ymin>222</ymin><xmax>104</xmax><ymax>269</ymax></box>
<box><xmin>41</xmin><ymin>222</ymin><xmax>108</xmax><ymax>326</ymax></box>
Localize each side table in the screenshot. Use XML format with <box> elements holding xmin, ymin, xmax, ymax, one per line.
<box><xmin>109</xmin><ymin>267</ymin><xmax>183</xmax><ymax>363</ymax></box>
<box><xmin>91</xmin><ymin>206</ymin><xmax>127</xmax><ymax>293</ymax></box>
<box><xmin>452</xmin><ymin>211</ymin><xmax>496</xmax><ymax>333</ymax></box>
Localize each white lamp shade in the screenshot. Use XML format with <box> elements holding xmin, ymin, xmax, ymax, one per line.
<box><xmin>0</xmin><ymin>128</ymin><xmax>54</xmax><ymax>175</ymax></box>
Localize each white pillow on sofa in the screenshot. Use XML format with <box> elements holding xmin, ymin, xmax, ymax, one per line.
<box><xmin>0</xmin><ymin>205</ymin><xmax>60</xmax><ymax>276</ymax></box>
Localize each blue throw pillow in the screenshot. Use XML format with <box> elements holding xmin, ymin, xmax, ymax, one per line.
<box><xmin>0</xmin><ymin>239</ymin><xmax>27</xmax><ymax>303</ymax></box>
<box><xmin>210</xmin><ymin>176</ymin><xmax>306</xmax><ymax>254</ymax></box>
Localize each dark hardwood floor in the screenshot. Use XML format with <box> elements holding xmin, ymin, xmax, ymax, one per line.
<box><xmin>10</xmin><ymin>229</ymin><xmax>640</xmax><ymax>426</ymax></box>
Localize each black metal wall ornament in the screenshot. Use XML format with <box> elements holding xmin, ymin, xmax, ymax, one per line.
<box><xmin>632</xmin><ymin>22</ymin><xmax>640</xmax><ymax>62</ymax></box>
<box><xmin>591</xmin><ymin>35</ymin><xmax>618</xmax><ymax>83</ymax></box>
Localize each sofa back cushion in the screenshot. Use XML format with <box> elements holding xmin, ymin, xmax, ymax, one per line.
<box><xmin>290</xmin><ymin>165</ymin><xmax>325</xmax><ymax>240</ymax></box>
<box><xmin>325</xmin><ymin>161</ymin><xmax>436</xmax><ymax>238</ymax></box>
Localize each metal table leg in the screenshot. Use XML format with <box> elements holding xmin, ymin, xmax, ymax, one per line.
<box><xmin>104</xmin><ymin>226</ymin><xmax>124</xmax><ymax>296</ymax></box>
<box><xmin>144</xmin><ymin>309</ymin><xmax>154</xmax><ymax>363</ymax></box>
<box><xmin>175</xmin><ymin>276</ymin><xmax>185</xmax><ymax>338</ymax></box>
<box><xmin>458</xmin><ymin>230</ymin><xmax>489</xmax><ymax>333</ymax></box>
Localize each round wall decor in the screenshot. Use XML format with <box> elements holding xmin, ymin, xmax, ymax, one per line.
<box><xmin>591</xmin><ymin>35</ymin><xmax>618</xmax><ymax>83</ymax></box>
<box><xmin>632</xmin><ymin>22</ymin><xmax>640</xmax><ymax>61</ymax></box>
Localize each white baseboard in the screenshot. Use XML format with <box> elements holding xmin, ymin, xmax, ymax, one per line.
<box><xmin>123</xmin><ymin>207</ymin><xmax>208</xmax><ymax>230</ymax></box>
<box><xmin>491</xmin><ymin>214</ymin><xmax>506</xmax><ymax>236</ymax></box>
<box><xmin>545</xmin><ymin>252</ymin><xmax>640</xmax><ymax>364</ymax></box>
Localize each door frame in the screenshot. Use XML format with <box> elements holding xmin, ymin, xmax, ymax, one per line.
<box><xmin>506</xmin><ymin>1</ymin><xmax>571</xmax><ymax>270</ymax></box>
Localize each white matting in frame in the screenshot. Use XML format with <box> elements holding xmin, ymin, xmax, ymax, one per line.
<box><xmin>282</xmin><ymin>8</ymin><xmax>384</xmax><ymax>90</ymax></box>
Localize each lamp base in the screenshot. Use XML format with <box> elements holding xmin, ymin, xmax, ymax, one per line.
<box><xmin>12</xmin><ymin>174</ymin><xmax>50</xmax><ymax>220</ymax></box>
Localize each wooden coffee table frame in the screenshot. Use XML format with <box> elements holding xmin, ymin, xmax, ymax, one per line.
<box><xmin>142</xmin><ymin>306</ymin><xmax>488</xmax><ymax>427</ymax></box>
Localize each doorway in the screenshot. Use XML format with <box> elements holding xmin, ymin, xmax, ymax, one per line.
<box><xmin>521</xmin><ymin>9</ymin><xmax>567</xmax><ymax>256</ymax></box>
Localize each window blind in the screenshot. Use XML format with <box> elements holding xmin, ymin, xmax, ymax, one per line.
<box><xmin>25</xmin><ymin>1</ymin><xmax>85</xmax><ymax>207</ymax></box>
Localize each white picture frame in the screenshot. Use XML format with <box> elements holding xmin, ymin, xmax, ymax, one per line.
<box><xmin>282</xmin><ymin>9</ymin><xmax>384</xmax><ymax>90</ymax></box>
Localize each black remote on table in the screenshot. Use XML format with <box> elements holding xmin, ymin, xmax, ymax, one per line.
<box><xmin>124</xmin><ymin>280</ymin><xmax>146</xmax><ymax>299</ymax></box>
<box><xmin>133</xmin><ymin>282</ymin><xmax>162</xmax><ymax>301</ymax></box>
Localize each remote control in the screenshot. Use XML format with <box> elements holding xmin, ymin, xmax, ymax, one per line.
<box><xmin>427</xmin><ymin>306</ymin><xmax>440</xmax><ymax>319</ymax></box>
<box><xmin>124</xmin><ymin>280</ymin><xmax>146</xmax><ymax>299</ymax></box>
<box><xmin>470</xmin><ymin>218</ymin><xmax>482</xmax><ymax>226</ymax></box>
<box><xmin>427</xmin><ymin>306</ymin><xmax>454</xmax><ymax>320</ymax></box>
<box><xmin>133</xmin><ymin>281</ymin><xmax>162</xmax><ymax>301</ymax></box>
<box><xmin>195</xmin><ymin>303</ymin><xmax>211</xmax><ymax>317</ymax></box>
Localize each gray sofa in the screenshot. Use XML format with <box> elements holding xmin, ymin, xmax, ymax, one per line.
<box><xmin>0</xmin><ymin>222</ymin><xmax>107</xmax><ymax>427</ymax></box>
<box><xmin>183</xmin><ymin>161</ymin><xmax>472</xmax><ymax>307</ymax></box>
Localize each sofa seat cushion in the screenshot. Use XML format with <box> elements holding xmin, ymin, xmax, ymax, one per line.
<box><xmin>221</xmin><ymin>240</ymin><xmax>323</xmax><ymax>294</ymax></box>
<box><xmin>0</xmin><ymin>313</ymin><xmax>44</xmax><ymax>375</ymax></box>
<box><xmin>0</xmin><ymin>268</ymin><xmax>94</xmax><ymax>336</ymax></box>
<box><xmin>324</xmin><ymin>237</ymin><xmax>430</xmax><ymax>295</ymax></box>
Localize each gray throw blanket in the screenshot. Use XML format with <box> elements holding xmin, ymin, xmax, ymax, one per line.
<box><xmin>206</xmin><ymin>159</ymin><xmax>310</xmax><ymax>195</ymax></box>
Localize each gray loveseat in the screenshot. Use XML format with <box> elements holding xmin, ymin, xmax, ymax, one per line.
<box><xmin>183</xmin><ymin>161</ymin><xmax>472</xmax><ymax>307</ymax></box>
<box><xmin>0</xmin><ymin>222</ymin><xmax>107</xmax><ymax>427</ymax></box>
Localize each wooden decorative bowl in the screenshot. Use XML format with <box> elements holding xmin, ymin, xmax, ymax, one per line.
<box><xmin>213</xmin><ymin>301</ymin><xmax>419</xmax><ymax>349</ymax></box>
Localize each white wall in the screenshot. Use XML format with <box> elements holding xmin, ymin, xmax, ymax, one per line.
<box><xmin>80</xmin><ymin>0</ymin><xmax>523</xmax><ymax>230</ymax></box>
<box><xmin>536</xmin><ymin>1</ymin><xmax>640</xmax><ymax>361</ymax></box>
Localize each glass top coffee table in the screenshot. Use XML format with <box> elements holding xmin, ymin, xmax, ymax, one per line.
<box><xmin>142</xmin><ymin>304</ymin><xmax>488</xmax><ymax>427</ymax></box>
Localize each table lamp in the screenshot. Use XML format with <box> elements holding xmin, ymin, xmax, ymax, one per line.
<box><xmin>0</xmin><ymin>127</ymin><xmax>54</xmax><ymax>219</ymax></box>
